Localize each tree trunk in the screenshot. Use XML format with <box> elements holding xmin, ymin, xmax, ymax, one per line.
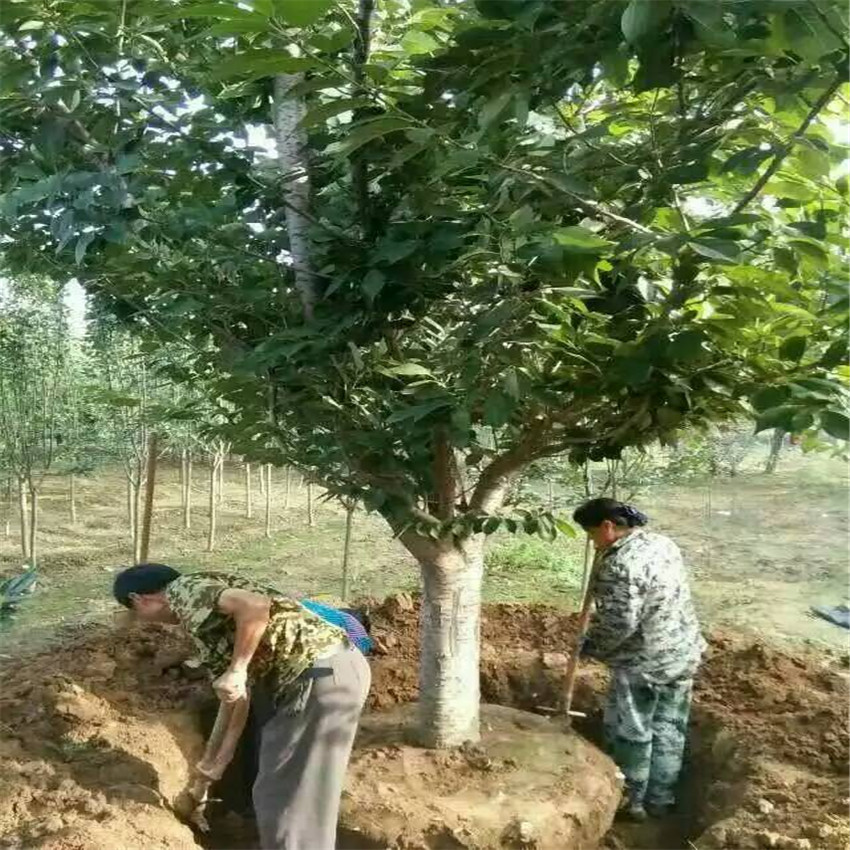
<box><xmin>28</xmin><ymin>487</ymin><xmax>38</xmax><ymax>569</ymax></box>
<box><xmin>126</xmin><ymin>475</ymin><xmax>135</xmax><ymax>543</ymax></box>
<box><xmin>259</xmin><ymin>463</ymin><xmax>266</xmax><ymax>497</ymax></box>
<box><xmin>218</xmin><ymin>453</ymin><xmax>225</xmax><ymax>504</ymax></box>
<box><xmin>264</xmin><ymin>464</ymin><xmax>272</xmax><ymax>539</ymax></box>
<box><xmin>133</xmin><ymin>477</ymin><xmax>143</xmax><ymax>565</ymax></box>
<box><xmin>306</xmin><ymin>481</ymin><xmax>315</xmax><ymax>527</ymax></box>
<box><xmin>765</xmin><ymin>429</ymin><xmax>784</xmax><ymax>474</ymax></box>
<box><xmin>272</xmin><ymin>74</ymin><xmax>316</xmax><ymax>320</ymax></box>
<box><xmin>341</xmin><ymin>501</ymin><xmax>355</xmax><ymax>602</ymax></box>
<box><xmin>583</xmin><ymin>461</ymin><xmax>593</xmax><ymax>498</ymax></box>
<box><xmin>416</xmin><ymin>540</ymin><xmax>485</xmax><ymax>747</ymax></box>
<box><xmin>4</xmin><ymin>477</ymin><xmax>11</xmax><ymax>538</ymax></box>
<box><xmin>179</xmin><ymin>449</ymin><xmax>186</xmax><ymax>506</ymax></box>
<box><xmin>283</xmin><ymin>466</ymin><xmax>291</xmax><ymax>510</ymax></box>
<box><xmin>245</xmin><ymin>462</ymin><xmax>253</xmax><ymax>519</ymax></box>
<box><xmin>184</xmin><ymin>452</ymin><xmax>192</xmax><ymax>530</ymax></box>
<box><xmin>208</xmin><ymin>453</ymin><xmax>220</xmax><ymax>552</ymax></box>
<box><xmin>69</xmin><ymin>474</ymin><xmax>77</xmax><ymax>526</ymax></box>
<box><xmin>18</xmin><ymin>477</ymin><xmax>29</xmax><ymax>562</ymax></box>
<box><xmin>138</xmin><ymin>433</ymin><xmax>159</xmax><ymax>563</ymax></box>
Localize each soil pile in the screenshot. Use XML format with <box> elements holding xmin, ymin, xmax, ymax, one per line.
<box><xmin>0</xmin><ymin>620</ymin><xmax>206</xmax><ymax>850</ymax></box>
<box><xmin>342</xmin><ymin>704</ymin><xmax>621</xmax><ymax>850</ymax></box>
<box><xmin>0</xmin><ymin>597</ymin><xmax>847</xmax><ymax>850</ymax></box>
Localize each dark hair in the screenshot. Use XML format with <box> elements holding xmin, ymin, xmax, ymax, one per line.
<box><xmin>113</xmin><ymin>563</ymin><xmax>181</xmax><ymax>608</ymax></box>
<box><xmin>572</xmin><ymin>498</ymin><xmax>648</xmax><ymax>529</ymax></box>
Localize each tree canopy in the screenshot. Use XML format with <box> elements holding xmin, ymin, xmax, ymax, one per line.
<box><xmin>1</xmin><ymin>0</ymin><xmax>847</xmax><ymax>743</ymax></box>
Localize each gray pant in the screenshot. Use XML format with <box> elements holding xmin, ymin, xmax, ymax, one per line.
<box><xmin>252</xmin><ymin>648</ymin><xmax>371</xmax><ymax>850</ymax></box>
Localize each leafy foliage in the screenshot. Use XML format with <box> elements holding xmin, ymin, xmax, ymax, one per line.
<box><xmin>0</xmin><ymin>0</ymin><xmax>846</xmax><ymax>545</ymax></box>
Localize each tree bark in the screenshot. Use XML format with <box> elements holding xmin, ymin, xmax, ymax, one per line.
<box><xmin>306</xmin><ymin>481</ymin><xmax>315</xmax><ymax>527</ymax></box>
<box><xmin>133</xmin><ymin>476</ymin><xmax>143</xmax><ymax>565</ymax></box>
<box><xmin>264</xmin><ymin>464</ymin><xmax>272</xmax><ymax>539</ymax></box>
<box><xmin>283</xmin><ymin>466</ymin><xmax>291</xmax><ymax>510</ymax></box>
<box><xmin>207</xmin><ymin>452</ymin><xmax>220</xmax><ymax>552</ymax></box>
<box><xmin>245</xmin><ymin>462</ymin><xmax>253</xmax><ymax>519</ymax></box>
<box><xmin>4</xmin><ymin>477</ymin><xmax>11</xmax><ymax>538</ymax></box>
<box><xmin>272</xmin><ymin>74</ymin><xmax>317</xmax><ymax>320</ymax></box>
<box><xmin>416</xmin><ymin>539</ymin><xmax>485</xmax><ymax>748</ymax></box>
<box><xmin>341</xmin><ymin>501</ymin><xmax>355</xmax><ymax>602</ymax></box>
<box><xmin>18</xmin><ymin>477</ymin><xmax>29</xmax><ymax>562</ymax></box>
<box><xmin>765</xmin><ymin>429</ymin><xmax>784</xmax><ymax>474</ymax></box>
<box><xmin>259</xmin><ymin>463</ymin><xmax>266</xmax><ymax>496</ymax></box>
<box><xmin>184</xmin><ymin>452</ymin><xmax>193</xmax><ymax>530</ymax></box>
<box><xmin>218</xmin><ymin>453</ymin><xmax>225</xmax><ymax>504</ymax></box>
<box><xmin>583</xmin><ymin>461</ymin><xmax>593</xmax><ymax>498</ymax></box>
<box><xmin>28</xmin><ymin>487</ymin><xmax>38</xmax><ymax>569</ymax></box>
<box><xmin>126</xmin><ymin>475</ymin><xmax>135</xmax><ymax>544</ymax></box>
<box><xmin>69</xmin><ymin>473</ymin><xmax>77</xmax><ymax>526</ymax></box>
<box><xmin>179</xmin><ymin>449</ymin><xmax>186</xmax><ymax>507</ymax></box>
<box><xmin>138</xmin><ymin>433</ymin><xmax>159</xmax><ymax>563</ymax></box>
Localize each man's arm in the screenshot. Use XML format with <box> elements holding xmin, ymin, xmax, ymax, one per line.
<box><xmin>195</xmin><ymin>697</ymin><xmax>250</xmax><ymax>781</ymax></box>
<box><xmin>583</xmin><ymin>555</ymin><xmax>648</xmax><ymax>661</ymax></box>
<box><xmin>212</xmin><ymin>588</ymin><xmax>271</xmax><ymax>702</ymax></box>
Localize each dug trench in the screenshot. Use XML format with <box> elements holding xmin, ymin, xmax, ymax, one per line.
<box><xmin>0</xmin><ymin>595</ymin><xmax>847</xmax><ymax>850</ymax></box>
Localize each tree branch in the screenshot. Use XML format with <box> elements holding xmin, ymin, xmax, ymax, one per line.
<box><xmin>733</xmin><ymin>72</ymin><xmax>844</xmax><ymax>215</ymax></box>
<box><xmin>351</xmin><ymin>0</ymin><xmax>375</xmax><ymax>239</ymax></box>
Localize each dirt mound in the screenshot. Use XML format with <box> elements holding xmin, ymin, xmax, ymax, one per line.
<box><xmin>0</xmin><ymin>598</ymin><xmax>847</xmax><ymax>850</ymax></box>
<box><xmin>342</xmin><ymin>704</ymin><xmax>621</xmax><ymax>850</ymax></box>
<box><xmin>0</xmin><ymin>620</ymin><xmax>206</xmax><ymax>850</ymax></box>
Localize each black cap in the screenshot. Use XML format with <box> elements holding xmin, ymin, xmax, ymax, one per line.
<box><xmin>113</xmin><ymin>563</ymin><xmax>181</xmax><ymax>607</ymax></box>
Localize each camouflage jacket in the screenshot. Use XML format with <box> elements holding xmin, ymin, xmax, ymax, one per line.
<box><xmin>584</xmin><ymin>530</ymin><xmax>706</xmax><ymax>683</ymax></box>
<box><xmin>166</xmin><ymin>571</ymin><xmax>347</xmax><ymax>704</ymax></box>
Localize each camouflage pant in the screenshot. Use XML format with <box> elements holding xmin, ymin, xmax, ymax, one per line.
<box><xmin>603</xmin><ymin>670</ymin><xmax>693</xmax><ymax>809</ymax></box>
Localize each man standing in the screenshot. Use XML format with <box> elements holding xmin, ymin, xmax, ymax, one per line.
<box><xmin>572</xmin><ymin>498</ymin><xmax>705</xmax><ymax>823</ymax></box>
<box><xmin>113</xmin><ymin>563</ymin><xmax>371</xmax><ymax>849</ymax></box>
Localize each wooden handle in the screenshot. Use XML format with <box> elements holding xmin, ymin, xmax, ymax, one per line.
<box><xmin>562</xmin><ymin>548</ymin><xmax>601</xmax><ymax>718</ymax></box>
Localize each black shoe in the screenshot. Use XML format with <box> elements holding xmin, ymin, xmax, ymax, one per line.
<box><xmin>645</xmin><ymin>801</ymin><xmax>675</xmax><ymax>818</ymax></box>
<box><xmin>615</xmin><ymin>803</ymin><xmax>648</xmax><ymax>823</ymax></box>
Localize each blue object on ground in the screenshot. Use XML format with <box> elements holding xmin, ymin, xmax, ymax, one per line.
<box><xmin>810</xmin><ymin>604</ymin><xmax>850</xmax><ymax>630</ymax></box>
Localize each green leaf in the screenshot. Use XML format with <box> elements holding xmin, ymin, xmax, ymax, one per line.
<box><xmin>18</xmin><ymin>20</ymin><xmax>45</xmax><ymax>31</ymax></box>
<box><xmin>722</xmin><ymin>146</ymin><xmax>773</xmax><ymax>176</ymax></box>
<box><xmin>755</xmin><ymin>405</ymin><xmax>797</xmax><ymax>433</ymax></box>
<box><xmin>373</xmin><ymin>239</ymin><xmax>417</xmax><ymax>264</ymax></box>
<box><xmin>752</xmin><ymin>386</ymin><xmax>789</xmax><ymax>413</ymax></box>
<box><xmin>273</xmin><ymin>0</ymin><xmax>334</xmax><ymax>26</ymax></box>
<box><xmin>554</xmin><ymin>518</ymin><xmax>577</xmax><ymax>538</ymax></box>
<box><xmin>164</xmin><ymin>3</ymin><xmax>262</xmax><ymax>19</ymax></box>
<box><xmin>779</xmin><ymin>335</ymin><xmax>807</xmax><ymax>362</ymax></box>
<box><xmin>791</xmin><ymin>411</ymin><xmax>815</xmax><ymax>433</ymax></box>
<box><xmin>668</xmin><ymin>330</ymin><xmax>706</xmax><ymax>361</ymax></box>
<box><xmin>478</xmin><ymin>92</ymin><xmax>513</xmax><ymax>130</ymax></box>
<box><xmin>553</xmin><ymin>226</ymin><xmax>613</xmax><ymax>254</ymax></box>
<box><xmin>361</xmin><ymin>269</ymin><xmax>385</xmax><ymax>302</ymax></box>
<box><xmin>621</xmin><ymin>0</ymin><xmax>670</xmax><ymax>44</ymax></box>
<box><xmin>213</xmin><ymin>51</ymin><xmax>315</xmax><ymax>80</ymax></box>
<box><xmin>820</xmin><ymin>339</ymin><xmax>848</xmax><ymax>370</ymax></box>
<box><xmin>683</xmin><ymin>0</ymin><xmax>735</xmax><ymax>47</ymax></box>
<box><xmin>821</xmin><ymin>410</ymin><xmax>850</xmax><ymax>441</ymax></box>
<box><xmin>330</xmin><ymin>117</ymin><xmax>413</xmax><ymax>156</ymax></box>
<box><xmin>74</xmin><ymin>232</ymin><xmax>96</xmax><ymax>265</ymax></box>
<box><xmin>401</xmin><ymin>29</ymin><xmax>439</xmax><ymax>55</ymax></box>
<box><xmin>689</xmin><ymin>238</ymin><xmax>740</xmax><ymax>263</ymax></box>
<box><xmin>299</xmin><ymin>97</ymin><xmax>371</xmax><ymax>128</ymax></box>
<box><xmin>382</xmin><ymin>362</ymin><xmax>433</xmax><ymax>377</ymax></box>
<box><xmin>788</xmin><ymin>238</ymin><xmax>829</xmax><ymax>269</ymax></box>
<box><xmin>483</xmin><ymin>390</ymin><xmax>513</xmax><ymax>427</ymax></box>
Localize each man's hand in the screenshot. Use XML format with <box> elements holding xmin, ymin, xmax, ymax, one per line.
<box><xmin>213</xmin><ymin>667</ymin><xmax>247</xmax><ymax>703</ymax></box>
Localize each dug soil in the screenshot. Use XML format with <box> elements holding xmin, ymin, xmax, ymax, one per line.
<box><xmin>0</xmin><ymin>596</ymin><xmax>847</xmax><ymax>849</ymax></box>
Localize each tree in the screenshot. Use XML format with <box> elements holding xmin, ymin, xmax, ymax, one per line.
<box><xmin>0</xmin><ymin>277</ymin><xmax>73</xmax><ymax>566</ymax></box>
<box><xmin>0</xmin><ymin>0</ymin><xmax>848</xmax><ymax>746</ymax></box>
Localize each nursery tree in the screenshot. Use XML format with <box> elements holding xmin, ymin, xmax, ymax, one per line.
<box><xmin>0</xmin><ymin>0</ymin><xmax>847</xmax><ymax>744</ymax></box>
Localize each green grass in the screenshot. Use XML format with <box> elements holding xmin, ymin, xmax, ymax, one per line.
<box><xmin>0</xmin><ymin>450</ymin><xmax>846</xmax><ymax>653</ymax></box>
